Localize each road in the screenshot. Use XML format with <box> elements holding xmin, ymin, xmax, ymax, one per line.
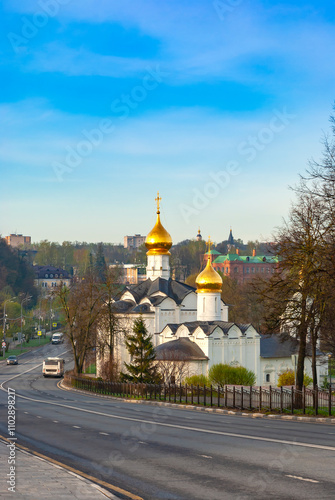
<box><xmin>1</xmin><ymin>344</ymin><xmax>335</xmax><ymax>499</ymax></box>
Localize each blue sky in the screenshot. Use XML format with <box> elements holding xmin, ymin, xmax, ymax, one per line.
<box><xmin>1</xmin><ymin>0</ymin><xmax>335</xmax><ymax>245</ymax></box>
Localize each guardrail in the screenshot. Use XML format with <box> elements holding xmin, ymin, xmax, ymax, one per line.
<box><xmin>63</xmin><ymin>374</ymin><xmax>335</xmax><ymax>416</ymax></box>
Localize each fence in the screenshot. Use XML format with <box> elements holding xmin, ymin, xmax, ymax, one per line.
<box><xmin>63</xmin><ymin>374</ymin><xmax>335</xmax><ymax>416</ymax></box>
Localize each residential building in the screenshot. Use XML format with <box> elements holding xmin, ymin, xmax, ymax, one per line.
<box><xmin>34</xmin><ymin>265</ymin><xmax>71</xmax><ymax>293</ymax></box>
<box><xmin>5</xmin><ymin>234</ymin><xmax>31</xmax><ymax>247</ymax></box>
<box><xmin>123</xmin><ymin>234</ymin><xmax>146</xmax><ymax>249</ymax></box>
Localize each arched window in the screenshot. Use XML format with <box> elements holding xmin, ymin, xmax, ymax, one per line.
<box><xmin>266</xmin><ymin>373</ymin><xmax>270</xmax><ymax>383</ymax></box>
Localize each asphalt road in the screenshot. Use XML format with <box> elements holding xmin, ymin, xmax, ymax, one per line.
<box><xmin>1</xmin><ymin>345</ymin><xmax>335</xmax><ymax>500</ymax></box>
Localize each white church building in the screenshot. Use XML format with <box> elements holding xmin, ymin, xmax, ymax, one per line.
<box><xmin>97</xmin><ymin>194</ymin><xmax>328</xmax><ymax>387</ymax></box>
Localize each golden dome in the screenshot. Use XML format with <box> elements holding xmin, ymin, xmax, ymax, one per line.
<box><xmin>196</xmin><ymin>238</ymin><xmax>222</xmax><ymax>293</ymax></box>
<box><xmin>145</xmin><ymin>192</ymin><xmax>172</xmax><ymax>256</ymax></box>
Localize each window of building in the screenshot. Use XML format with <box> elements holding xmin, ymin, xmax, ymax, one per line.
<box><xmin>50</xmin><ymin>274</ymin><xmax>53</xmax><ymax>278</ymax></box>
<box><xmin>256</xmin><ymin>267</ymin><xmax>259</xmax><ymax>273</ymax></box>
<box><xmin>251</xmin><ymin>267</ymin><xmax>255</xmax><ymax>273</ymax></box>
<box><xmin>45</xmin><ymin>274</ymin><xmax>48</xmax><ymax>278</ymax></box>
<box><xmin>225</xmin><ymin>267</ymin><xmax>228</xmax><ymax>274</ymax></box>
<box><xmin>246</xmin><ymin>267</ymin><xmax>250</xmax><ymax>273</ymax></box>
<box><xmin>234</xmin><ymin>267</ymin><xmax>238</xmax><ymax>273</ymax></box>
<box><xmin>261</xmin><ymin>268</ymin><xmax>264</xmax><ymax>273</ymax></box>
<box><xmin>272</xmin><ymin>268</ymin><xmax>275</xmax><ymax>273</ymax></box>
<box><xmin>266</xmin><ymin>373</ymin><xmax>270</xmax><ymax>383</ymax></box>
<box><xmin>55</xmin><ymin>274</ymin><xmax>58</xmax><ymax>278</ymax></box>
<box><xmin>266</xmin><ymin>268</ymin><xmax>270</xmax><ymax>273</ymax></box>
<box><xmin>60</xmin><ymin>274</ymin><xmax>63</xmax><ymax>278</ymax></box>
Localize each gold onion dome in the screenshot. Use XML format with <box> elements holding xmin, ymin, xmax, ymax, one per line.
<box><xmin>196</xmin><ymin>238</ymin><xmax>222</xmax><ymax>293</ymax></box>
<box><xmin>145</xmin><ymin>192</ymin><xmax>172</xmax><ymax>256</ymax></box>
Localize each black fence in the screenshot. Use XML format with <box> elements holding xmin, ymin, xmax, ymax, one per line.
<box><xmin>64</xmin><ymin>374</ymin><xmax>335</xmax><ymax>416</ymax></box>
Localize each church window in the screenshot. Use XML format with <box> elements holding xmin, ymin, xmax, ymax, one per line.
<box><xmin>266</xmin><ymin>267</ymin><xmax>270</xmax><ymax>273</ymax></box>
<box><xmin>266</xmin><ymin>373</ymin><xmax>270</xmax><ymax>383</ymax></box>
<box><xmin>215</xmin><ymin>297</ymin><xmax>218</xmax><ymax>313</ymax></box>
<box><xmin>234</xmin><ymin>267</ymin><xmax>238</xmax><ymax>273</ymax></box>
<box><xmin>261</xmin><ymin>268</ymin><xmax>264</xmax><ymax>273</ymax></box>
<box><xmin>225</xmin><ymin>267</ymin><xmax>228</xmax><ymax>273</ymax></box>
<box><xmin>251</xmin><ymin>267</ymin><xmax>255</xmax><ymax>273</ymax></box>
<box><xmin>246</xmin><ymin>267</ymin><xmax>250</xmax><ymax>274</ymax></box>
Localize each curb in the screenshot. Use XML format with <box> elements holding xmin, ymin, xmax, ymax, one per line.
<box><xmin>59</xmin><ymin>381</ymin><xmax>335</xmax><ymax>425</ymax></box>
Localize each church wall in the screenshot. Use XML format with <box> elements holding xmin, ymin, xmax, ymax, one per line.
<box><xmin>259</xmin><ymin>354</ymin><xmax>328</xmax><ymax>387</ymax></box>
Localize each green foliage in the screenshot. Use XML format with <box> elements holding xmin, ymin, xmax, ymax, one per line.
<box><xmin>277</xmin><ymin>369</ymin><xmax>312</xmax><ymax>387</ymax></box>
<box><xmin>121</xmin><ymin>318</ymin><xmax>160</xmax><ymax>384</ymax></box>
<box><xmin>184</xmin><ymin>374</ymin><xmax>209</xmax><ymax>387</ymax></box>
<box><xmin>208</xmin><ymin>363</ymin><xmax>256</xmax><ymax>387</ymax></box>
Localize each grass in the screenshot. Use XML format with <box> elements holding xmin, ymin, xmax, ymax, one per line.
<box><xmin>1</xmin><ymin>337</ymin><xmax>51</xmax><ymax>358</ymax></box>
<box><xmin>84</xmin><ymin>363</ymin><xmax>96</xmax><ymax>374</ymax></box>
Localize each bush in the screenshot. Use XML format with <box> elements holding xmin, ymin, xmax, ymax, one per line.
<box><xmin>277</xmin><ymin>369</ymin><xmax>313</xmax><ymax>387</ymax></box>
<box><xmin>208</xmin><ymin>363</ymin><xmax>256</xmax><ymax>387</ymax></box>
<box><xmin>184</xmin><ymin>374</ymin><xmax>208</xmax><ymax>387</ymax></box>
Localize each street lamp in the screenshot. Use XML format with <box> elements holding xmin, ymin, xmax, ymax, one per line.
<box><xmin>20</xmin><ymin>295</ymin><xmax>31</xmax><ymax>351</ymax></box>
<box><xmin>2</xmin><ymin>296</ymin><xmax>16</xmax><ymax>341</ymax></box>
<box><xmin>329</xmin><ymin>354</ymin><xmax>332</xmax><ymax>389</ymax></box>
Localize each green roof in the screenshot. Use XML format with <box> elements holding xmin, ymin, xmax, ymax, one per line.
<box><xmin>213</xmin><ymin>254</ymin><xmax>279</xmax><ymax>264</ymax></box>
<box><xmin>204</xmin><ymin>249</ymin><xmax>222</xmax><ymax>255</ymax></box>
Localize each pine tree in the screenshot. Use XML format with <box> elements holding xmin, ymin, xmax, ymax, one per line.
<box><xmin>95</xmin><ymin>243</ymin><xmax>107</xmax><ymax>283</ymax></box>
<box><xmin>121</xmin><ymin>318</ymin><xmax>159</xmax><ymax>383</ymax></box>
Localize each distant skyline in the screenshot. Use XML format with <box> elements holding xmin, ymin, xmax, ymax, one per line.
<box><xmin>1</xmin><ymin>1</ymin><xmax>335</xmax><ymax>245</ymax></box>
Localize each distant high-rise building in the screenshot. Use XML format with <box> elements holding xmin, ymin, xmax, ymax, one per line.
<box><xmin>124</xmin><ymin>234</ymin><xmax>146</xmax><ymax>249</ymax></box>
<box><xmin>5</xmin><ymin>234</ymin><xmax>31</xmax><ymax>248</ymax></box>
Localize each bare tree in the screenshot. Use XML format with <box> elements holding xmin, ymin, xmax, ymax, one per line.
<box><xmin>155</xmin><ymin>350</ymin><xmax>190</xmax><ymax>384</ymax></box>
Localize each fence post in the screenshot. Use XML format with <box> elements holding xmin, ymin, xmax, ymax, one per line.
<box><xmin>224</xmin><ymin>385</ymin><xmax>227</xmax><ymax>407</ymax></box>
<box><xmin>218</xmin><ymin>385</ymin><xmax>220</xmax><ymax>408</ymax></box>
<box><xmin>191</xmin><ymin>384</ymin><xmax>194</xmax><ymax>405</ymax></box>
<box><xmin>291</xmin><ymin>386</ymin><xmax>294</xmax><ymax>415</ymax></box>
<box><xmin>174</xmin><ymin>384</ymin><xmax>177</xmax><ymax>403</ymax></box>
<box><xmin>315</xmin><ymin>386</ymin><xmax>319</xmax><ymax>416</ymax></box>
<box><xmin>280</xmin><ymin>386</ymin><xmax>283</xmax><ymax>413</ymax></box>
<box><xmin>168</xmin><ymin>383</ymin><xmax>171</xmax><ymax>402</ymax></box>
<box><xmin>329</xmin><ymin>385</ymin><xmax>332</xmax><ymax>417</ymax></box>
<box><xmin>180</xmin><ymin>382</ymin><xmax>182</xmax><ymax>404</ymax></box>
<box><xmin>259</xmin><ymin>386</ymin><xmax>262</xmax><ymax>412</ymax></box>
<box><xmin>249</xmin><ymin>386</ymin><xmax>252</xmax><ymax>410</ymax></box>
<box><xmin>204</xmin><ymin>385</ymin><xmax>207</xmax><ymax>407</ymax></box>
<box><xmin>185</xmin><ymin>384</ymin><xmax>188</xmax><ymax>404</ymax></box>
<box><xmin>233</xmin><ymin>386</ymin><xmax>235</xmax><ymax>409</ymax></box>
<box><xmin>303</xmin><ymin>385</ymin><xmax>306</xmax><ymax>414</ymax></box>
<box><xmin>197</xmin><ymin>385</ymin><xmax>200</xmax><ymax>405</ymax></box>
<box><xmin>164</xmin><ymin>384</ymin><xmax>167</xmax><ymax>401</ymax></box>
<box><xmin>210</xmin><ymin>385</ymin><xmax>213</xmax><ymax>407</ymax></box>
<box><xmin>269</xmin><ymin>385</ymin><xmax>272</xmax><ymax>411</ymax></box>
<box><xmin>154</xmin><ymin>384</ymin><xmax>156</xmax><ymax>401</ymax></box>
<box><xmin>241</xmin><ymin>386</ymin><xmax>244</xmax><ymax>410</ymax></box>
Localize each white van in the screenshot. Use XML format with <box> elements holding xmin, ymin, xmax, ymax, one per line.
<box><xmin>51</xmin><ymin>332</ymin><xmax>64</xmax><ymax>344</ymax></box>
<box><xmin>42</xmin><ymin>358</ymin><xmax>65</xmax><ymax>377</ymax></box>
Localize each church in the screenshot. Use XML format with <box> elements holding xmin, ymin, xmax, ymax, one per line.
<box><xmin>96</xmin><ymin>194</ymin><xmax>327</xmax><ymax>387</ymax></box>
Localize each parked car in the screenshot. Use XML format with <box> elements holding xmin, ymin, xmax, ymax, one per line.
<box><xmin>7</xmin><ymin>355</ymin><xmax>18</xmax><ymax>365</ymax></box>
<box><xmin>51</xmin><ymin>333</ymin><xmax>64</xmax><ymax>344</ymax></box>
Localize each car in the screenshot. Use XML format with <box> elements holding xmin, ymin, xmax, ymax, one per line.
<box><xmin>7</xmin><ymin>355</ymin><xmax>18</xmax><ymax>365</ymax></box>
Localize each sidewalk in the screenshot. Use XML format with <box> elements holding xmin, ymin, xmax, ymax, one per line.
<box><xmin>0</xmin><ymin>440</ymin><xmax>118</xmax><ymax>499</ymax></box>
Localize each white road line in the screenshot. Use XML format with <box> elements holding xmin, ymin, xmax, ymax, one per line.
<box><xmin>24</xmin><ymin>411</ymin><xmax>29</xmax><ymax>414</ymax></box>
<box><xmin>285</xmin><ymin>475</ymin><xmax>319</xmax><ymax>483</ymax></box>
<box><xmin>73</xmin><ymin>425</ymin><xmax>81</xmax><ymax>429</ymax></box>
<box><xmin>2</xmin><ymin>372</ymin><xmax>335</xmax><ymax>453</ymax></box>
<box><xmin>99</xmin><ymin>432</ymin><xmax>109</xmax><ymax>436</ymax></box>
<box><xmin>36</xmin><ymin>416</ymin><xmax>42</xmax><ymax>419</ymax></box>
<box><xmin>199</xmin><ymin>455</ymin><xmax>212</xmax><ymax>459</ymax></box>
<box><xmin>53</xmin><ymin>420</ymin><xmax>58</xmax><ymax>423</ymax></box>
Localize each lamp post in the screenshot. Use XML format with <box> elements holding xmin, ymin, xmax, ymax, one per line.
<box><xmin>329</xmin><ymin>354</ymin><xmax>332</xmax><ymax>390</ymax></box>
<box><xmin>20</xmin><ymin>296</ymin><xmax>31</xmax><ymax>351</ymax></box>
<box><xmin>2</xmin><ymin>297</ymin><xmax>16</xmax><ymax>342</ymax></box>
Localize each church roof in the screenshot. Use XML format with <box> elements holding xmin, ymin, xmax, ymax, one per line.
<box><xmin>125</xmin><ymin>278</ymin><xmax>195</xmax><ymax>305</ymax></box>
<box><xmin>159</xmin><ymin>321</ymin><xmax>252</xmax><ymax>336</ymax></box>
<box><xmin>213</xmin><ymin>254</ymin><xmax>279</xmax><ymax>264</ymax></box>
<box><xmin>113</xmin><ymin>277</ymin><xmax>196</xmax><ymax>313</ymax></box>
<box><xmin>155</xmin><ymin>338</ymin><xmax>208</xmax><ymax>361</ymax></box>
<box><xmin>260</xmin><ymin>334</ymin><xmax>324</xmax><ymax>358</ymax></box>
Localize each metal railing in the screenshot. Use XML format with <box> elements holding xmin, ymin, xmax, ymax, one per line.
<box><xmin>63</xmin><ymin>374</ymin><xmax>335</xmax><ymax>416</ymax></box>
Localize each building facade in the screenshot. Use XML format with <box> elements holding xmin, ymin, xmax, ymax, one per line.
<box><xmin>123</xmin><ymin>234</ymin><xmax>146</xmax><ymax>249</ymax></box>
<box><xmin>34</xmin><ymin>265</ymin><xmax>71</xmax><ymax>293</ymax></box>
<box><xmin>5</xmin><ymin>234</ymin><xmax>31</xmax><ymax>247</ymax></box>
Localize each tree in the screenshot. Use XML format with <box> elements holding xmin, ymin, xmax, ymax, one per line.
<box><xmin>54</xmin><ymin>274</ymin><xmax>103</xmax><ymax>375</ymax></box>
<box><xmin>95</xmin><ymin>243</ymin><xmax>107</xmax><ymax>283</ymax></box>
<box><xmin>121</xmin><ymin>318</ymin><xmax>159</xmax><ymax>383</ymax></box>
<box><xmin>277</xmin><ymin>369</ymin><xmax>312</xmax><ymax>388</ymax></box>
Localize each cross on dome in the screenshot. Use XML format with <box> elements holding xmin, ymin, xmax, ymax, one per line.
<box><xmin>155</xmin><ymin>192</ymin><xmax>162</xmax><ymax>214</ymax></box>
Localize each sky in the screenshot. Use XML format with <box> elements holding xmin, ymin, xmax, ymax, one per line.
<box><xmin>1</xmin><ymin>0</ymin><xmax>335</xmax><ymax>246</ymax></box>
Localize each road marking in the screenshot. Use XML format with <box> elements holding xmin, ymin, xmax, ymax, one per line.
<box><xmin>99</xmin><ymin>432</ymin><xmax>109</xmax><ymax>436</ymax></box>
<box><xmin>285</xmin><ymin>475</ymin><xmax>319</xmax><ymax>483</ymax></box>
<box><xmin>24</xmin><ymin>411</ymin><xmax>29</xmax><ymax>414</ymax></box>
<box><xmin>53</xmin><ymin>420</ymin><xmax>58</xmax><ymax>423</ymax></box>
<box><xmin>73</xmin><ymin>425</ymin><xmax>81</xmax><ymax>429</ymax></box>
<box><xmin>3</xmin><ymin>371</ymin><xmax>335</xmax><ymax>453</ymax></box>
<box><xmin>36</xmin><ymin>416</ymin><xmax>42</xmax><ymax>419</ymax></box>
<box><xmin>199</xmin><ymin>454</ymin><xmax>212</xmax><ymax>459</ymax></box>
<box><xmin>138</xmin><ymin>441</ymin><xmax>147</xmax><ymax>444</ymax></box>
<box><xmin>0</xmin><ymin>435</ymin><xmax>143</xmax><ymax>500</ymax></box>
